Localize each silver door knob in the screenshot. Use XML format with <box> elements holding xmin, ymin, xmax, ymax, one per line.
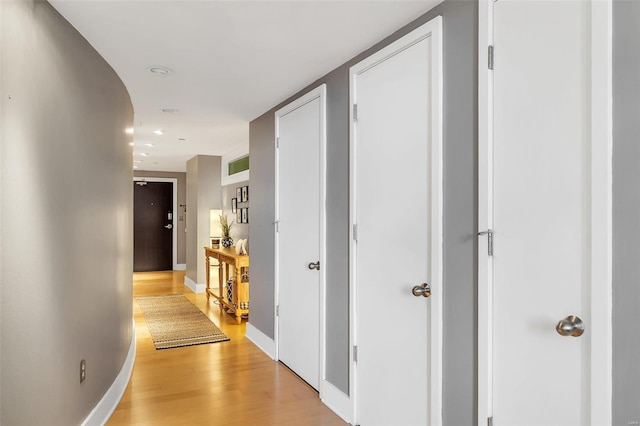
<box><xmin>164</xmin><ymin>224</ymin><xmax>173</xmax><ymax>229</ymax></box>
<box><xmin>412</xmin><ymin>283</ymin><xmax>431</xmax><ymax>298</ymax></box>
<box><xmin>556</xmin><ymin>315</ymin><xmax>585</xmax><ymax>337</ymax></box>
<box><xmin>308</xmin><ymin>261</ymin><xmax>320</xmax><ymax>271</ymax></box>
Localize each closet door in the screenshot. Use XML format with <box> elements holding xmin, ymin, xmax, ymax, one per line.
<box><xmin>350</xmin><ymin>18</ymin><xmax>443</xmax><ymax>426</ymax></box>
<box><xmin>275</xmin><ymin>85</ymin><xmax>326</xmax><ymax>391</ymax></box>
<box><xmin>488</xmin><ymin>1</ymin><xmax>612</xmax><ymax>424</ymax></box>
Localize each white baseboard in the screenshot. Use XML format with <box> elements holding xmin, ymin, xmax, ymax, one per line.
<box><xmin>81</xmin><ymin>321</ymin><xmax>136</xmax><ymax>426</ymax></box>
<box><xmin>245</xmin><ymin>323</ymin><xmax>276</xmax><ymax>360</ymax></box>
<box><xmin>184</xmin><ymin>276</ymin><xmax>205</xmax><ymax>293</ymax></box>
<box><xmin>321</xmin><ymin>380</ymin><xmax>352</xmax><ymax>424</ymax></box>
<box><xmin>175</xmin><ymin>263</ymin><xmax>186</xmax><ymax>271</ymax></box>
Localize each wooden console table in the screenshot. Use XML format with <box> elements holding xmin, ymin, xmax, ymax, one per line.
<box><xmin>204</xmin><ymin>246</ymin><xmax>249</xmax><ymax>324</ymax></box>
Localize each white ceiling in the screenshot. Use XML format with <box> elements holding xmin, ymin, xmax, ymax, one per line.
<box><xmin>49</xmin><ymin>0</ymin><xmax>442</xmax><ymax>172</ymax></box>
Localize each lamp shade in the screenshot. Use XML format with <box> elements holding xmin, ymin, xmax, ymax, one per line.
<box><xmin>210</xmin><ymin>209</ymin><xmax>223</xmax><ymax>237</ymax></box>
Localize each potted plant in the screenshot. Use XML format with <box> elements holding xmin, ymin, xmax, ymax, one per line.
<box><xmin>220</xmin><ymin>214</ymin><xmax>234</xmax><ymax>248</ymax></box>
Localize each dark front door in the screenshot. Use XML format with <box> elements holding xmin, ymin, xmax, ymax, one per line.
<box><xmin>134</xmin><ymin>181</ymin><xmax>173</xmax><ymax>272</ymax></box>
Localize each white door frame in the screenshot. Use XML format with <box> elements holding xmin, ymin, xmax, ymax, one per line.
<box><xmin>133</xmin><ymin>176</ymin><xmax>178</xmax><ymax>270</ymax></box>
<box><xmin>274</xmin><ymin>84</ymin><xmax>327</xmax><ymax>394</ymax></box>
<box><xmin>477</xmin><ymin>1</ymin><xmax>613</xmax><ymax>424</ymax></box>
<box><xmin>349</xmin><ymin>17</ymin><xmax>443</xmax><ymax>426</ymax></box>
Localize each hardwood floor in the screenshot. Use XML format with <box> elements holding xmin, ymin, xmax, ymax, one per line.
<box><xmin>107</xmin><ymin>271</ymin><xmax>347</xmax><ymax>426</ymax></box>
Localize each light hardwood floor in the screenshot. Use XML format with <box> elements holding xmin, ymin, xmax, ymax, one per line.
<box><xmin>107</xmin><ymin>271</ymin><xmax>347</xmax><ymax>426</ymax></box>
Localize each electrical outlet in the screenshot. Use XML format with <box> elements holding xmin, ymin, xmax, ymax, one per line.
<box><xmin>80</xmin><ymin>359</ymin><xmax>86</xmax><ymax>383</ymax></box>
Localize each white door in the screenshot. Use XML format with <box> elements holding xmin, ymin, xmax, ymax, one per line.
<box><xmin>275</xmin><ymin>85</ymin><xmax>326</xmax><ymax>391</ymax></box>
<box><xmin>488</xmin><ymin>1</ymin><xmax>612</xmax><ymax>424</ymax></box>
<box><xmin>350</xmin><ymin>19</ymin><xmax>442</xmax><ymax>426</ymax></box>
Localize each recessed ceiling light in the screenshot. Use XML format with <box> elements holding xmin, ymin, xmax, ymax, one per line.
<box><xmin>134</xmin><ymin>160</ymin><xmax>142</xmax><ymax>163</ymax></box>
<box><xmin>133</xmin><ymin>165</ymin><xmax>139</xmax><ymax>169</ymax></box>
<box><xmin>161</xmin><ymin>108</ymin><xmax>178</xmax><ymax>114</ymax></box>
<box><xmin>125</xmin><ymin>127</ymin><xmax>134</xmax><ymax>135</ymax></box>
<box><xmin>147</xmin><ymin>66</ymin><xmax>172</xmax><ymax>75</ymax></box>
<box><xmin>144</xmin><ymin>143</ymin><xmax>155</xmax><ymax>147</ymax></box>
<box><xmin>128</xmin><ymin>142</ymin><xmax>134</xmax><ymax>146</ymax></box>
<box><xmin>140</xmin><ymin>153</ymin><xmax>149</xmax><ymax>157</ymax></box>
<box><xmin>153</xmin><ymin>129</ymin><xmax>164</xmax><ymax>135</ymax></box>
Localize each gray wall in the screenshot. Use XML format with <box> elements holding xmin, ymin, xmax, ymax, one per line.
<box><xmin>222</xmin><ymin>180</ymin><xmax>250</xmax><ymax>242</ymax></box>
<box><xmin>0</xmin><ymin>0</ymin><xmax>4</xmax><ymax>413</ymax></box>
<box><xmin>186</xmin><ymin>157</ymin><xmax>199</xmax><ymax>282</ymax></box>
<box><xmin>613</xmin><ymin>0</ymin><xmax>640</xmax><ymax>423</ymax></box>
<box><xmin>0</xmin><ymin>1</ymin><xmax>134</xmax><ymax>424</ymax></box>
<box><xmin>134</xmin><ymin>171</ymin><xmax>187</xmax><ymax>264</ymax></box>
<box><xmin>249</xmin><ymin>1</ymin><xmax>477</xmax><ymax>422</ymax></box>
<box><xmin>186</xmin><ymin>155</ymin><xmax>222</xmax><ymax>285</ymax></box>
<box><xmin>248</xmin><ymin>116</ymin><xmax>276</xmax><ymax>337</ymax></box>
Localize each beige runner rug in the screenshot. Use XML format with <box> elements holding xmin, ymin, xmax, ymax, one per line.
<box><xmin>136</xmin><ymin>294</ymin><xmax>229</xmax><ymax>349</ymax></box>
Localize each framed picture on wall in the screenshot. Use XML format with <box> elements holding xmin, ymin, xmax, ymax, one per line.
<box><xmin>236</xmin><ymin>208</ymin><xmax>242</xmax><ymax>223</ymax></box>
<box><xmin>236</xmin><ymin>187</ymin><xmax>242</xmax><ymax>201</ymax></box>
<box><xmin>241</xmin><ymin>186</ymin><xmax>249</xmax><ymax>202</ymax></box>
<box><xmin>241</xmin><ymin>207</ymin><xmax>249</xmax><ymax>224</ymax></box>
<box><xmin>231</xmin><ymin>198</ymin><xmax>237</xmax><ymax>213</ymax></box>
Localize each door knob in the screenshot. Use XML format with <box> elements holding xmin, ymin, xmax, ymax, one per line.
<box><xmin>556</xmin><ymin>315</ymin><xmax>585</xmax><ymax>337</ymax></box>
<box><xmin>308</xmin><ymin>261</ymin><xmax>320</xmax><ymax>271</ymax></box>
<box><xmin>164</xmin><ymin>224</ymin><xmax>173</xmax><ymax>229</ymax></box>
<box><xmin>412</xmin><ymin>283</ymin><xmax>431</xmax><ymax>298</ymax></box>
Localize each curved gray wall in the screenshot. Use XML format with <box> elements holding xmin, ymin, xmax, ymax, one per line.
<box><xmin>1</xmin><ymin>1</ymin><xmax>134</xmax><ymax>424</ymax></box>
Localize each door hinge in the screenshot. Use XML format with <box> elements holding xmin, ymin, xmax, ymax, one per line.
<box><xmin>274</xmin><ymin>220</ymin><xmax>279</xmax><ymax>233</ymax></box>
<box><xmin>352</xmin><ymin>224</ymin><xmax>358</xmax><ymax>241</ymax></box>
<box><xmin>478</xmin><ymin>229</ymin><xmax>494</xmax><ymax>256</ymax></box>
<box><xmin>276</xmin><ymin>137</ymin><xmax>280</xmax><ymax>148</ymax></box>
<box><xmin>353</xmin><ymin>345</ymin><xmax>358</xmax><ymax>363</ymax></box>
<box><xmin>353</xmin><ymin>104</ymin><xmax>358</xmax><ymax>121</ymax></box>
<box><xmin>488</xmin><ymin>45</ymin><xmax>494</xmax><ymax>70</ymax></box>
<box><xmin>276</xmin><ymin>305</ymin><xmax>279</xmax><ymax>317</ymax></box>
<box><xmin>488</xmin><ymin>416</ymin><xmax>494</xmax><ymax>426</ymax></box>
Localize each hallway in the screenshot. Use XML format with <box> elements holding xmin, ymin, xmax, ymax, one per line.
<box><xmin>107</xmin><ymin>271</ymin><xmax>346</xmax><ymax>425</ymax></box>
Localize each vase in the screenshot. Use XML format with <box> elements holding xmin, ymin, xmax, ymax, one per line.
<box><xmin>221</xmin><ymin>236</ymin><xmax>234</xmax><ymax>248</ymax></box>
